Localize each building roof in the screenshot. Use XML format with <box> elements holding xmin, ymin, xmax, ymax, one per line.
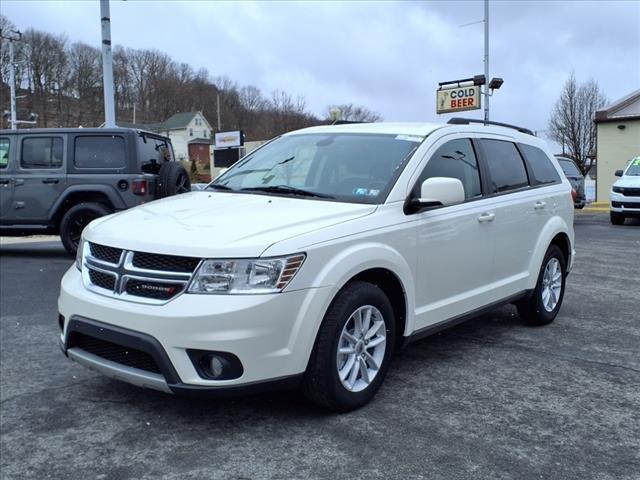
<box><xmin>594</xmin><ymin>89</ymin><xmax>640</xmax><ymax>123</ymax></box>
<box><xmin>188</xmin><ymin>137</ymin><xmax>213</xmax><ymax>145</ymax></box>
<box><xmin>111</xmin><ymin>111</ymin><xmax>210</xmax><ymax>132</ymax></box>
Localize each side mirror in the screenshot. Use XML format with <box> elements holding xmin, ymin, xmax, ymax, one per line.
<box><xmin>406</xmin><ymin>177</ymin><xmax>465</xmax><ymax>213</ymax></box>
<box><xmin>614</xmin><ymin>170</ymin><xmax>624</xmax><ymax>177</ymax></box>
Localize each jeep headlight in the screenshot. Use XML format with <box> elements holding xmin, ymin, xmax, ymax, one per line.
<box><xmin>188</xmin><ymin>254</ymin><xmax>305</xmax><ymax>294</ymax></box>
<box><xmin>75</xmin><ymin>237</ymin><xmax>86</xmax><ymax>271</ymax></box>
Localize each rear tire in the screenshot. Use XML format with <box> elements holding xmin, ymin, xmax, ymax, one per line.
<box><xmin>60</xmin><ymin>202</ymin><xmax>112</xmax><ymax>255</ymax></box>
<box><xmin>303</xmin><ymin>281</ymin><xmax>396</xmax><ymax>412</ymax></box>
<box><xmin>610</xmin><ymin>212</ymin><xmax>625</xmax><ymax>225</ymax></box>
<box><xmin>157</xmin><ymin>162</ymin><xmax>191</xmax><ymax>198</ymax></box>
<box><xmin>517</xmin><ymin>245</ymin><xmax>566</xmax><ymax>326</ymax></box>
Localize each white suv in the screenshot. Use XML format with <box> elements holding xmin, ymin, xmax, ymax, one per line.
<box><xmin>58</xmin><ymin>119</ymin><xmax>575</xmax><ymax>411</ymax></box>
<box><xmin>610</xmin><ymin>156</ymin><xmax>640</xmax><ymax>225</ymax></box>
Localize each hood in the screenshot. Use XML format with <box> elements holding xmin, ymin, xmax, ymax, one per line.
<box><xmin>85</xmin><ymin>191</ymin><xmax>376</xmax><ymax>258</ymax></box>
<box><xmin>613</xmin><ymin>176</ymin><xmax>640</xmax><ymax>188</ymax></box>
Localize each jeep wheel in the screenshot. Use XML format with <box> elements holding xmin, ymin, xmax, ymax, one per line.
<box><xmin>60</xmin><ymin>202</ymin><xmax>112</xmax><ymax>255</ymax></box>
<box><xmin>303</xmin><ymin>281</ymin><xmax>396</xmax><ymax>412</ymax></box>
<box><xmin>157</xmin><ymin>162</ymin><xmax>191</xmax><ymax>198</ymax></box>
<box><xmin>517</xmin><ymin>245</ymin><xmax>566</xmax><ymax>326</ymax></box>
<box><xmin>610</xmin><ymin>212</ymin><xmax>625</xmax><ymax>225</ymax></box>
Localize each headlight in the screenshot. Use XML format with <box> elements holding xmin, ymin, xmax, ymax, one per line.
<box><xmin>75</xmin><ymin>237</ymin><xmax>86</xmax><ymax>271</ymax></box>
<box><xmin>188</xmin><ymin>254</ymin><xmax>305</xmax><ymax>294</ymax></box>
<box><xmin>612</xmin><ymin>186</ymin><xmax>624</xmax><ymax>194</ymax></box>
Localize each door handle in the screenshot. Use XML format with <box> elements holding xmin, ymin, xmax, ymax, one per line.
<box><xmin>477</xmin><ymin>212</ymin><xmax>495</xmax><ymax>223</ymax></box>
<box><xmin>42</xmin><ymin>178</ymin><xmax>60</xmax><ymax>184</ymax></box>
<box><xmin>14</xmin><ymin>179</ymin><xmax>24</xmax><ymax>186</ymax></box>
<box><xmin>534</xmin><ymin>201</ymin><xmax>547</xmax><ymax>210</ymax></box>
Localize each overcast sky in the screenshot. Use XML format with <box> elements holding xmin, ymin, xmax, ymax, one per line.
<box><xmin>3</xmin><ymin>0</ymin><xmax>639</xmax><ymax>144</ymax></box>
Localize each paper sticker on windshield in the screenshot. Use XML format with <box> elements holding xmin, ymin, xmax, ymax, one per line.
<box><xmin>395</xmin><ymin>134</ymin><xmax>423</xmax><ymax>143</ymax></box>
<box><xmin>353</xmin><ymin>188</ymin><xmax>380</xmax><ymax>197</ymax></box>
<box><xmin>633</xmin><ymin>157</ymin><xmax>640</xmax><ymax>166</ymax></box>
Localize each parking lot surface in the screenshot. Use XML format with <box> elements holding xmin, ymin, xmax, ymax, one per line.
<box><xmin>1</xmin><ymin>213</ymin><xmax>639</xmax><ymax>480</ymax></box>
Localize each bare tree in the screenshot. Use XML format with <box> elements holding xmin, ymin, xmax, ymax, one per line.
<box><xmin>548</xmin><ymin>73</ymin><xmax>607</xmax><ymax>174</ymax></box>
<box><xmin>324</xmin><ymin>103</ymin><xmax>382</xmax><ymax>123</ymax></box>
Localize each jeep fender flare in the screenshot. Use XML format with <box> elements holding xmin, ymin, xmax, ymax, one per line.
<box><xmin>49</xmin><ymin>185</ymin><xmax>125</xmax><ymax>222</ymax></box>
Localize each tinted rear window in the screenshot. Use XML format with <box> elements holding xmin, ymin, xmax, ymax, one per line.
<box><xmin>557</xmin><ymin>159</ymin><xmax>581</xmax><ymax>177</ymax></box>
<box><xmin>74</xmin><ymin>136</ymin><xmax>126</xmax><ymax>169</ymax></box>
<box><xmin>520</xmin><ymin>144</ymin><xmax>561</xmax><ymax>186</ymax></box>
<box><xmin>21</xmin><ymin>137</ymin><xmax>63</xmax><ymax>169</ymax></box>
<box><xmin>480</xmin><ymin>139</ymin><xmax>529</xmax><ymax>193</ymax></box>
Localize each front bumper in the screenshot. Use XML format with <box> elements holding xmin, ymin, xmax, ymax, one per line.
<box><xmin>610</xmin><ymin>192</ymin><xmax>640</xmax><ymax>216</ymax></box>
<box><xmin>59</xmin><ymin>266</ymin><xmax>334</xmax><ymax>394</ymax></box>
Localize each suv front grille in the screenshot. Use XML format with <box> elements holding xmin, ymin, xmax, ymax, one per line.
<box><xmin>83</xmin><ymin>243</ymin><xmax>199</xmax><ymax>303</ymax></box>
<box><xmin>132</xmin><ymin>251</ymin><xmax>200</xmax><ymax>273</ymax></box>
<box><xmin>72</xmin><ymin>332</ymin><xmax>161</xmax><ymax>374</ymax></box>
<box><xmin>88</xmin><ymin>269</ymin><xmax>116</xmax><ymax>291</ymax></box>
<box><xmin>619</xmin><ymin>187</ymin><xmax>640</xmax><ymax>197</ymax></box>
<box><xmin>89</xmin><ymin>243</ymin><xmax>122</xmax><ymax>264</ymax></box>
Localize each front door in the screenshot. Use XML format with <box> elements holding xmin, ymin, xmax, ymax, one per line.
<box><xmin>13</xmin><ymin>135</ymin><xmax>67</xmax><ymax>223</ymax></box>
<box><xmin>410</xmin><ymin>137</ymin><xmax>495</xmax><ymax>330</ymax></box>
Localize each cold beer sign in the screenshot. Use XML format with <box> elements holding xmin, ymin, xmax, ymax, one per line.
<box><xmin>436</xmin><ymin>85</ymin><xmax>481</xmax><ymax>114</ymax></box>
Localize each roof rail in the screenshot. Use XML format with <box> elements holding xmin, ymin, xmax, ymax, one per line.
<box><xmin>447</xmin><ymin>117</ymin><xmax>534</xmax><ymax>136</ymax></box>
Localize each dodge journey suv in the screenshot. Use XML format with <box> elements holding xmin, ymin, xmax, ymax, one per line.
<box><xmin>58</xmin><ymin>118</ymin><xmax>575</xmax><ymax>411</ymax></box>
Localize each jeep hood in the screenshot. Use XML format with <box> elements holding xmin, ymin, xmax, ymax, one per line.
<box><xmin>614</xmin><ymin>176</ymin><xmax>640</xmax><ymax>188</ymax></box>
<box><xmin>84</xmin><ymin>191</ymin><xmax>376</xmax><ymax>258</ymax></box>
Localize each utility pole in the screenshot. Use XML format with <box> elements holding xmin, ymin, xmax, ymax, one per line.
<box><xmin>216</xmin><ymin>92</ymin><xmax>221</xmax><ymax>131</ymax></box>
<box><xmin>1</xmin><ymin>29</ymin><xmax>22</xmax><ymax>130</ymax></box>
<box><xmin>100</xmin><ymin>0</ymin><xmax>116</xmax><ymax>127</ymax></box>
<box><xmin>483</xmin><ymin>0</ymin><xmax>489</xmax><ymax>122</ymax></box>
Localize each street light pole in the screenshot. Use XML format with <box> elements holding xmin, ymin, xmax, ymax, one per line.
<box><xmin>484</xmin><ymin>0</ymin><xmax>490</xmax><ymax>122</ymax></box>
<box><xmin>100</xmin><ymin>0</ymin><xmax>116</xmax><ymax>127</ymax></box>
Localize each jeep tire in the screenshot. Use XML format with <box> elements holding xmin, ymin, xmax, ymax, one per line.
<box><xmin>60</xmin><ymin>202</ymin><xmax>112</xmax><ymax>255</ymax></box>
<box><xmin>157</xmin><ymin>162</ymin><xmax>191</xmax><ymax>198</ymax></box>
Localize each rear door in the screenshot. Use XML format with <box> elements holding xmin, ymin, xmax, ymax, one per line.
<box><xmin>475</xmin><ymin>137</ymin><xmax>538</xmax><ymax>297</ymax></box>
<box><xmin>0</xmin><ymin>135</ymin><xmax>14</xmax><ymax>218</ymax></box>
<box><xmin>13</xmin><ymin>134</ymin><xmax>67</xmax><ymax>222</ymax></box>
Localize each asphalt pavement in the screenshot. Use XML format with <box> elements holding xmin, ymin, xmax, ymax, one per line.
<box><xmin>1</xmin><ymin>213</ymin><xmax>639</xmax><ymax>480</ymax></box>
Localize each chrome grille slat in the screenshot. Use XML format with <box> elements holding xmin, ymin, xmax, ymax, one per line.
<box><xmin>83</xmin><ymin>243</ymin><xmax>201</xmax><ymax>304</ymax></box>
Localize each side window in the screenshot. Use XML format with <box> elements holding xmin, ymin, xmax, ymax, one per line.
<box><xmin>74</xmin><ymin>136</ymin><xmax>126</xmax><ymax>169</ymax></box>
<box><xmin>0</xmin><ymin>137</ymin><xmax>9</xmax><ymax>169</ymax></box>
<box><xmin>414</xmin><ymin>138</ymin><xmax>482</xmax><ymax>201</ymax></box>
<box><xmin>520</xmin><ymin>144</ymin><xmax>561</xmax><ymax>185</ymax></box>
<box><xmin>21</xmin><ymin>137</ymin><xmax>64</xmax><ymax>169</ymax></box>
<box><xmin>480</xmin><ymin>139</ymin><xmax>529</xmax><ymax>193</ymax></box>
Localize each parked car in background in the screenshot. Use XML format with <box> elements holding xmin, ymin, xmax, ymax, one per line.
<box><xmin>59</xmin><ymin>118</ymin><xmax>575</xmax><ymax>411</ymax></box>
<box><xmin>555</xmin><ymin>155</ymin><xmax>586</xmax><ymax>209</ymax></box>
<box><xmin>0</xmin><ymin>128</ymin><xmax>191</xmax><ymax>254</ymax></box>
<box><xmin>610</xmin><ymin>156</ymin><xmax>640</xmax><ymax>225</ymax></box>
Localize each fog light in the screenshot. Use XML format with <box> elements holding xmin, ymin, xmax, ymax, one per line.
<box><xmin>209</xmin><ymin>356</ymin><xmax>225</xmax><ymax>378</ymax></box>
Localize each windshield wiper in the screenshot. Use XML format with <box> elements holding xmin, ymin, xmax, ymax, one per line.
<box><xmin>240</xmin><ymin>185</ymin><xmax>334</xmax><ymax>199</ymax></box>
<box><xmin>207</xmin><ymin>184</ymin><xmax>235</xmax><ymax>191</ymax></box>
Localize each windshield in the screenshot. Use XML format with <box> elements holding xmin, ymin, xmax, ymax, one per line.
<box><xmin>624</xmin><ymin>157</ymin><xmax>640</xmax><ymax>176</ymax></box>
<box><xmin>211</xmin><ymin>133</ymin><xmax>422</xmax><ymax>204</ymax></box>
<box><xmin>558</xmin><ymin>159</ymin><xmax>581</xmax><ymax>177</ymax></box>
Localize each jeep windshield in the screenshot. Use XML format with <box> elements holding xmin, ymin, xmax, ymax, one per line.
<box><xmin>211</xmin><ymin>133</ymin><xmax>423</xmax><ymax>204</ymax></box>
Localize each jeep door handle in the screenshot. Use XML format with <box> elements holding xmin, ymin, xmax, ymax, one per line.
<box><xmin>534</xmin><ymin>201</ymin><xmax>547</xmax><ymax>210</ymax></box>
<box><xmin>42</xmin><ymin>178</ymin><xmax>59</xmax><ymax>184</ymax></box>
<box><xmin>477</xmin><ymin>212</ymin><xmax>495</xmax><ymax>223</ymax></box>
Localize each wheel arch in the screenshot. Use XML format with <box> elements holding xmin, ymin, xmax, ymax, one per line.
<box><xmin>50</xmin><ymin>186</ymin><xmax>123</xmax><ymax>228</ymax></box>
<box><xmin>527</xmin><ymin>216</ymin><xmax>573</xmax><ymax>290</ymax></box>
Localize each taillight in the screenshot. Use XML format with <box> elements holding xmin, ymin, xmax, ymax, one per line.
<box><xmin>571</xmin><ymin>188</ymin><xmax>577</xmax><ymax>202</ymax></box>
<box><xmin>132</xmin><ymin>178</ymin><xmax>148</xmax><ymax>196</ymax></box>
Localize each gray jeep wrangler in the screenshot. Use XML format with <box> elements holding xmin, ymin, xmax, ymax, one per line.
<box><xmin>0</xmin><ymin>128</ymin><xmax>190</xmax><ymax>254</ymax></box>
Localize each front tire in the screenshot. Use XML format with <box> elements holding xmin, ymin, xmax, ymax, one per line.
<box><xmin>303</xmin><ymin>281</ymin><xmax>396</xmax><ymax>412</ymax></box>
<box><xmin>517</xmin><ymin>245</ymin><xmax>566</xmax><ymax>326</ymax></box>
<box><xmin>610</xmin><ymin>212</ymin><xmax>625</xmax><ymax>225</ymax></box>
<box><xmin>59</xmin><ymin>202</ymin><xmax>112</xmax><ymax>255</ymax></box>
